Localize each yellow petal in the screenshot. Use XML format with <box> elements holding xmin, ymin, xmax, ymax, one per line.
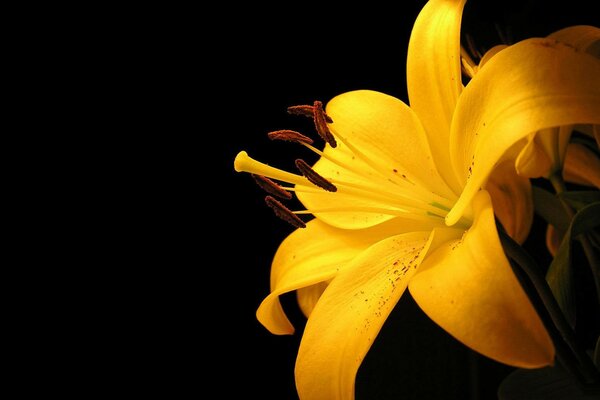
<box><xmin>548</xmin><ymin>25</ymin><xmax>600</xmax><ymax>56</ymax></box>
<box><xmin>295</xmin><ymin>230</ymin><xmax>440</xmax><ymax>400</ymax></box>
<box><xmin>410</xmin><ymin>191</ymin><xmax>554</xmax><ymax>368</ymax></box>
<box><xmin>257</xmin><ymin>217</ymin><xmax>435</xmax><ymax>334</ymax></box>
<box><xmin>447</xmin><ymin>38</ymin><xmax>600</xmax><ymax>225</ymax></box>
<box><xmin>563</xmin><ymin>142</ymin><xmax>600</xmax><ymax>188</ymax></box>
<box><xmin>479</xmin><ymin>44</ymin><xmax>508</xmax><ymax>70</ymax></box>
<box><xmin>486</xmin><ymin>161</ymin><xmax>533</xmax><ymax>244</ymax></box>
<box><xmin>407</xmin><ymin>0</ymin><xmax>467</xmax><ymax>194</ymax></box>
<box><xmin>324</xmin><ymin>90</ymin><xmax>454</xmax><ymax>198</ymax></box>
<box><xmin>515</xmin><ymin>126</ymin><xmax>573</xmax><ymax>178</ymax></box>
<box><xmin>512</xmin><ymin>26</ymin><xmax>599</xmax><ymax>180</ymax></box>
<box><xmin>515</xmin><ymin>132</ymin><xmax>554</xmax><ymax>178</ymax></box>
<box><xmin>557</xmin><ymin>125</ymin><xmax>574</xmax><ymax>167</ymax></box>
<box><xmin>297</xmin><ymin>281</ymin><xmax>328</xmax><ymax>318</ymax></box>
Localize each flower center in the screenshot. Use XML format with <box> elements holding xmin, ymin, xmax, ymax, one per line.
<box><xmin>234</xmin><ymin>101</ymin><xmax>469</xmax><ymax>229</ymax></box>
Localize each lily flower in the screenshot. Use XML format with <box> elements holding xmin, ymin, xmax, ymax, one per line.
<box><xmin>234</xmin><ymin>0</ymin><xmax>600</xmax><ymax>398</ymax></box>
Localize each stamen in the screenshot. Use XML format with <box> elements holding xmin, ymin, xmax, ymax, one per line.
<box><xmin>287</xmin><ymin>105</ymin><xmax>314</xmax><ymax>118</ymax></box>
<box><xmin>252</xmin><ymin>174</ymin><xmax>292</xmax><ymax>200</ymax></box>
<box><xmin>267</xmin><ymin>130</ymin><xmax>314</xmax><ymax>145</ymax></box>
<box><xmin>465</xmin><ymin>34</ymin><xmax>483</xmax><ymax>60</ymax></box>
<box><xmin>293</xmin><ymin>206</ymin><xmax>448</xmax><ymax>224</ymax></box>
<box><xmin>287</xmin><ymin>105</ymin><xmax>333</xmax><ymax>123</ymax></box>
<box><xmin>299</xmin><ymin>141</ymin><xmax>446</xmax><ymax>209</ymax></box>
<box><xmin>460</xmin><ymin>46</ymin><xmax>477</xmax><ymax>79</ymax></box>
<box><xmin>286</xmin><ymin>182</ymin><xmax>439</xmax><ymax>215</ymax></box>
<box><xmin>295</xmin><ymin>159</ymin><xmax>337</xmax><ymax>192</ymax></box>
<box><xmin>313</xmin><ymin>101</ymin><xmax>337</xmax><ymax>148</ymax></box>
<box><xmin>296</xmin><ymin>141</ymin><xmax>442</xmax><ymax>208</ymax></box>
<box><xmin>494</xmin><ymin>23</ymin><xmax>512</xmax><ymax>45</ymax></box>
<box><xmin>265</xmin><ymin>196</ymin><xmax>306</xmax><ymax>228</ymax></box>
<box><xmin>328</xmin><ymin>130</ymin><xmax>456</xmax><ymax>208</ymax></box>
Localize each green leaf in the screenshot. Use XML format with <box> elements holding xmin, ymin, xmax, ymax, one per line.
<box><xmin>498</xmin><ymin>364</ymin><xmax>600</xmax><ymax>399</ymax></box>
<box><xmin>547</xmin><ymin>234</ymin><xmax>576</xmax><ymax>327</ymax></box>
<box><xmin>532</xmin><ymin>186</ymin><xmax>570</xmax><ymax>234</ymax></box>
<box><xmin>570</xmin><ymin>202</ymin><xmax>600</xmax><ymax>237</ymax></box>
<box><xmin>546</xmin><ymin>202</ymin><xmax>600</xmax><ymax>328</ymax></box>
<box><xmin>559</xmin><ymin>191</ymin><xmax>600</xmax><ymax>211</ymax></box>
<box><xmin>571</xmin><ymin>134</ymin><xmax>600</xmax><ymax>157</ymax></box>
<box><xmin>590</xmin><ymin>231</ymin><xmax>600</xmax><ymax>251</ymax></box>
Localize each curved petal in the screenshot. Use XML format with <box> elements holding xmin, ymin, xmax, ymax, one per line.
<box><xmin>479</xmin><ymin>45</ymin><xmax>508</xmax><ymax>70</ymax></box>
<box><xmin>548</xmin><ymin>25</ymin><xmax>600</xmax><ymax>56</ymax></box>
<box><xmin>557</xmin><ymin>125</ymin><xmax>574</xmax><ymax>168</ymax></box>
<box><xmin>515</xmin><ymin>125</ymin><xmax>574</xmax><ymax>178</ymax></box>
<box><xmin>297</xmin><ymin>281</ymin><xmax>328</xmax><ymax>318</ymax></box>
<box><xmin>407</xmin><ymin>0</ymin><xmax>467</xmax><ymax>194</ymax></box>
<box><xmin>325</xmin><ymin>90</ymin><xmax>450</xmax><ymax>196</ymax></box>
<box><xmin>563</xmin><ymin>142</ymin><xmax>600</xmax><ymax>188</ymax></box>
<box><xmin>410</xmin><ymin>191</ymin><xmax>554</xmax><ymax>368</ymax></box>
<box><xmin>486</xmin><ymin>161</ymin><xmax>533</xmax><ymax>244</ymax></box>
<box><xmin>447</xmin><ymin>38</ymin><xmax>600</xmax><ymax>225</ymax></box>
<box><xmin>512</xmin><ymin>26</ymin><xmax>599</xmax><ymax>180</ymax></box>
<box><xmin>257</xmin><ymin>217</ymin><xmax>436</xmax><ymax>334</ymax></box>
<box><xmin>295</xmin><ymin>230</ymin><xmax>444</xmax><ymax>400</ymax></box>
<box><xmin>515</xmin><ymin>132</ymin><xmax>554</xmax><ymax>178</ymax></box>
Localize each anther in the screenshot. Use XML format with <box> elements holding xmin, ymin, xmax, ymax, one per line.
<box><xmin>265</xmin><ymin>196</ymin><xmax>306</xmax><ymax>228</ymax></box>
<box><xmin>287</xmin><ymin>105</ymin><xmax>333</xmax><ymax>123</ymax></box>
<box><xmin>267</xmin><ymin>130</ymin><xmax>314</xmax><ymax>145</ymax></box>
<box><xmin>252</xmin><ymin>174</ymin><xmax>293</xmax><ymax>200</ymax></box>
<box><xmin>313</xmin><ymin>101</ymin><xmax>337</xmax><ymax>148</ymax></box>
<box><xmin>295</xmin><ymin>159</ymin><xmax>337</xmax><ymax>192</ymax></box>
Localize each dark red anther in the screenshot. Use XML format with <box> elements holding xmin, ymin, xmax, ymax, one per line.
<box><xmin>287</xmin><ymin>105</ymin><xmax>333</xmax><ymax>123</ymax></box>
<box><xmin>265</xmin><ymin>196</ymin><xmax>306</xmax><ymax>229</ymax></box>
<box><xmin>252</xmin><ymin>174</ymin><xmax>292</xmax><ymax>200</ymax></box>
<box><xmin>313</xmin><ymin>101</ymin><xmax>337</xmax><ymax>148</ymax></box>
<box><xmin>267</xmin><ymin>130</ymin><xmax>314</xmax><ymax>145</ymax></box>
<box><xmin>295</xmin><ymin>159</ymin><xmax>337</xmax><ymax>192</ymax></box>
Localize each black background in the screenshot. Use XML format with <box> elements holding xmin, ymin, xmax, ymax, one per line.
<box><xmin>212</xmin><ymin>1</ymin><xmax>599</xmax><ymax>398</ymax></box>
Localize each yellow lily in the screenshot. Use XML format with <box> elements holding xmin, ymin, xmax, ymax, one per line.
<box><xmin>234</xmin><ymin>0</ymin><xmax>600</xmax><ymax>398</ymax></box>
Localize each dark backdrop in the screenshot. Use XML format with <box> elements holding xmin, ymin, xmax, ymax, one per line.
<box><xmin>214</xmin><ymin>1</ymin><xmax>598</xmax><ymax>398</ymax></box>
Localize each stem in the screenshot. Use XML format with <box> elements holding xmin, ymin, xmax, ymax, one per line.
<box><xmin>505</xmin><ymin>247</ymin><xmax>587</xmax><ymax>385</ymax></box>
<box><xmin>549</xmin><ymin>172</ymin><xmax>600</xmax><ymax>306</ymax></box>
<box><xmin>548</xmin><ymin>173</ymin><xmax>574</xmax><ymax>218</ymax></box>
<box><xmin>499</xmin><ymin>229</ymin><xmax>600</xmax><ymax>385</ymax></box>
